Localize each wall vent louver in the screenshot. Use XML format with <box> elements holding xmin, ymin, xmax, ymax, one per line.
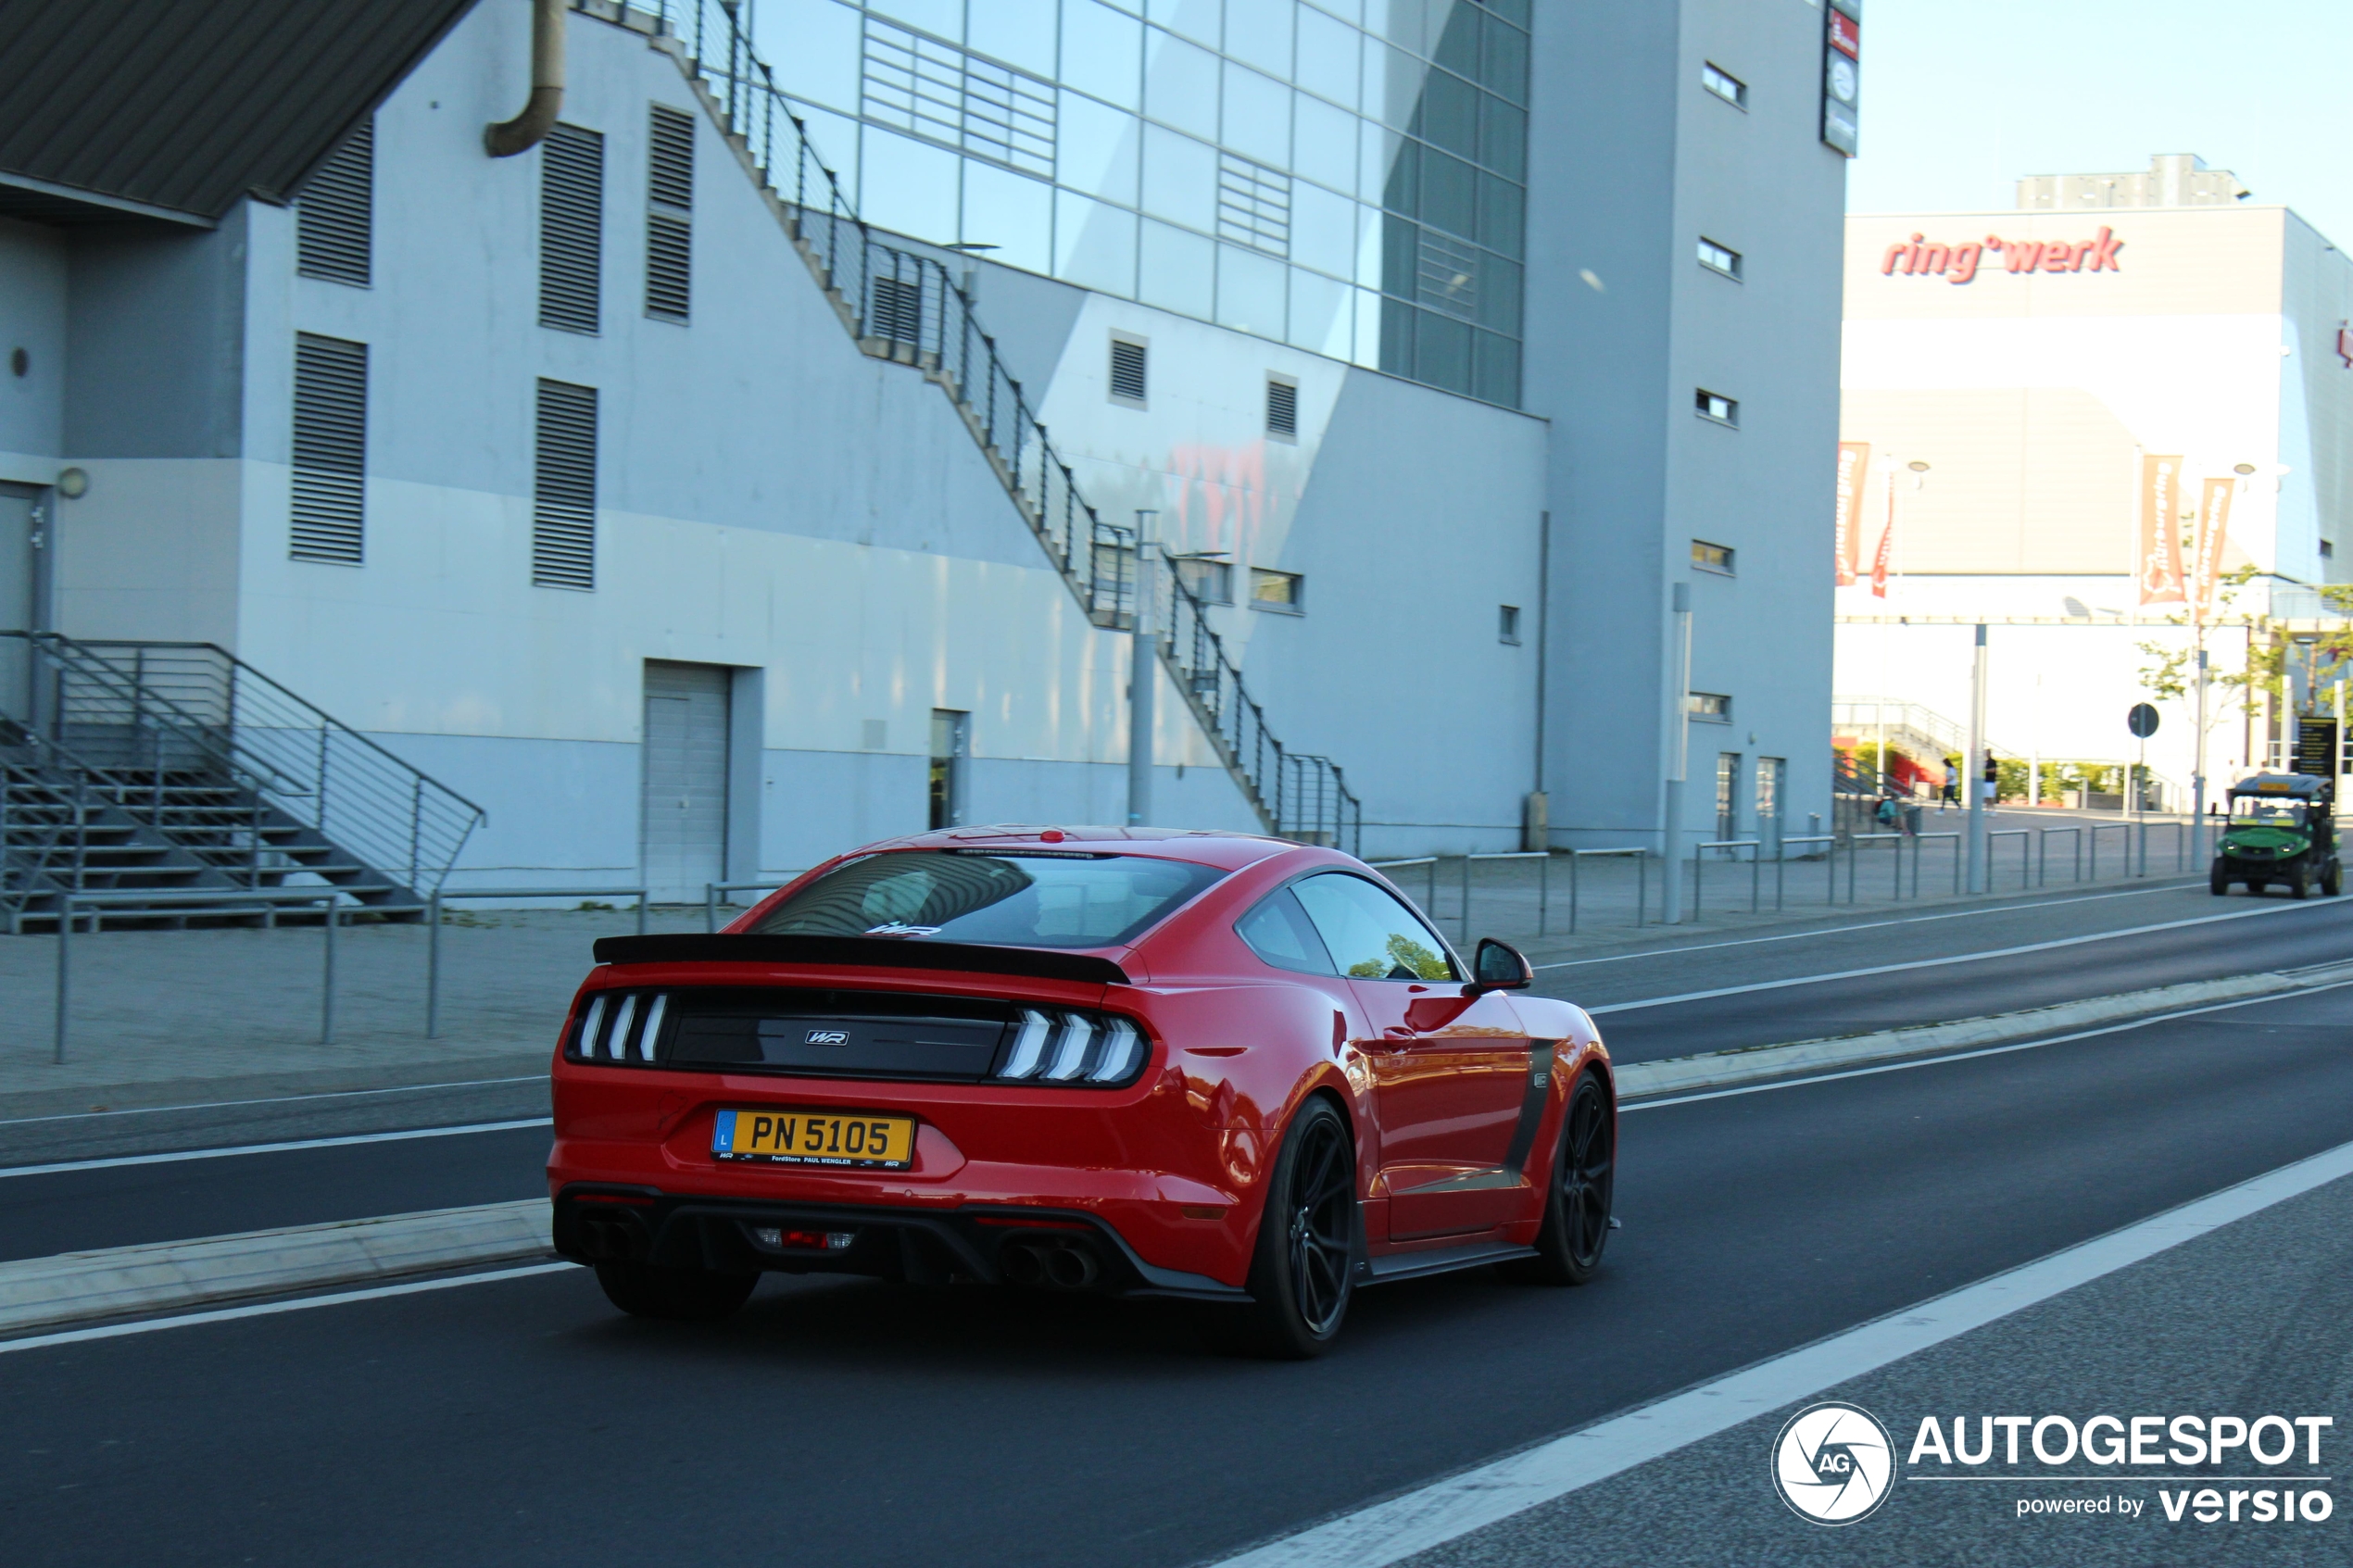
<box><xmin>296</xmin><ymin>119</ymin><xmax>372</xmax><ymax>287</ymax></box>
<box><xmin>540</xmin><ymin>123</ymin><xmax>604</xmax><ymax>334</ymax></box>
<box><xmin>1109</xmin><ymin>337</ymin><xmax>1148</xmax><ymax>404</ymax></box>
<box><xmin>289</xmin><ymin>333</ymin><xmax>367</xmax><ymax>566</ymax></box>
<box><xmin>646</xmin><ymin>104</ymin><xmax>694</xmax><ymax>322</ymax></box>
<box><xmin>1265</xmin><ymin>377</ymin><xmax>1299</xmax><ymax>437</ymax></box>
<box><xmin>533</xmin><ymin>379</ymin><xmax>598</xmax><ymax>590</ymax></box>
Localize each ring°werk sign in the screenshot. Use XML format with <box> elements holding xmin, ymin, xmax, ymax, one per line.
<box><xmin>1880</xmin><ymin>227</ymin><xmax>2125</xmax><ymax>285</ymax></box>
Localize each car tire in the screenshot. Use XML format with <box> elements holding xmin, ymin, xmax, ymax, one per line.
<box><xmin>2292</xmin><ymin>867</ymin><xmax>2310</xmax><ymax>899</ymax></box>
<box><xmin>2326</xmin><ymin>861</ymin><xmax>2343</xmax><ymax>897</ymax></box>
<box><xmin>1211</xmin><ymin>1097</ymin><xmax>1356</xmax><ymax>1360</ymax></box>
<box><xmin>2209</xmin><ymin>863</ymin><xmax>2230</xmax><ymax>896</ymax></box>
<box><xmin>594</xmin><ymin>1261</ymin><xmax>759</xmax><ymax>1322</ymax></box>
<box><xmin>1503</xmin><ymin>1070</ymin><xmax>1615</xmax><ymax>1287</ymax></box>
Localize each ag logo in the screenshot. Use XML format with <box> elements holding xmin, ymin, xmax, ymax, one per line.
<box><xmin>1770</xmin><ymin>1401</ymin><xmax>1894</xmax><ymax>1525</ymax></box>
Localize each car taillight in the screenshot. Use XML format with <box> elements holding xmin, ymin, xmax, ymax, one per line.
<box><xmin>992</xmin><ymin>1008</ymin><xmax>1146</xmax><ymax>1086</ymax></box>
<box><xmin>571</xmin><ymin>989</ymin><xmax>668</xmax><ymax>1063</ymax></box>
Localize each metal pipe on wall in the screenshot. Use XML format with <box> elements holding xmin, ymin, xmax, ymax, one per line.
<box><xmin>485</xmin><ymin>0</ymin><xmax>568</xmax><ymax>157</ymax></box>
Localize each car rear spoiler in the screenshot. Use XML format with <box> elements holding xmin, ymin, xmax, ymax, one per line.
<box><xmin>590</xmin><ymin>933</ymin><xmax>1130</xmax><ymax>985</ymax></box>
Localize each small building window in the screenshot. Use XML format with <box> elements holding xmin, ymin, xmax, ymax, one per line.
<box><xmin>1176</xmin><ymin>556</ymin><xmax>1233</xmax><ymax>604</ymax></box>
<box><xmin>1697</xmin><ymin>237</ymin><xmax>1742</xmax><ymax>279</ymax></box>
<box><xmin>1498</xmin><ymin>605</ymin><xmax>1521</xmax><ymax>644</ymax></box>
<box><xmin>1701</xmin><ymin>63</ymin><xmax>1746</xmax><ymax>108</ymax></box>
<box><xmin>1692</xmin><ymin>540</ymin><xmax>1735</xmax><ymax>575</ymax></box>
<box><xmin>928</xmin><ymin>709</ymin><xmax>969</xmax><ymax>830</ymax></box>
<box><xmin>2323</xmin><ymin>540</ymin><xmax>2337</xmax><ymax>558</ymax></box>
<box><xmin>1695</xmin><ymin>389</ymin><xmax>1738</xmax><ymax>426</ymax></box>
<box><xmin>1250</xmin><ymin>568</ymin><xmax>1303</xmax><ymax>613</ymax></box>
<box><xmin>1109</xmin><ymin>333</ymin><xmax>1148</xmax><ymax>406</ymax></box>
<box><xmin>1265</xmin><ymin>374</ymin><xmax>1298</xmax><ymax>439</ymax></box>
<box><xmin>1688</xmin><ymin>692</ymin><xmax>1732</xmax><ymax>721</ymax></box>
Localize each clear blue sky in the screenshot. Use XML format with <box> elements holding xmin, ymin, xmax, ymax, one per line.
<box><xmin>1847</xmin><ymin>1</ymin><xmax>2353</xmax><ymax>244</ymax></box>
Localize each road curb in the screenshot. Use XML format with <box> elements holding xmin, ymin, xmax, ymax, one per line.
<box><xmin>1614</xmin><ymin>960</ymin><xmax>2353</xmax><ymax>1100</ymax></box>
<box><xmin>0</xmin><ymin>1199</ymin><xmax>554</xmax><ymax>1336</ymax></box>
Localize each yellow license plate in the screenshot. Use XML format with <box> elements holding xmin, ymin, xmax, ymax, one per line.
<box><xmin>713</xmin><ymin>1110</ymin><xmax>916</xmax><ymax>1169</ymax></box>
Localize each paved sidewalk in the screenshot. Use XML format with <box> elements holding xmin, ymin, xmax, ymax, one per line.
<box><xmin>0</xmin><ymin>906</ymin><xmax>722</xmax><ymax>1117</ymax></box>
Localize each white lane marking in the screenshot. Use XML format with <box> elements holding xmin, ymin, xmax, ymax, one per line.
<box><xmin>1212</xmin><ymin>1135</ymin><xmax>2353</xmax><ymax>1568</ymax></box>
<box><xmin>1535</xmin><ymin>880</ymin><xmax>2195</xmax><ymax>969</ymax></box>
<box><xmin>0</xmin><ymin>1119</ymin><xmax>554</xmax><ymax>1178</ymax></box>
<box><xmin>1621</xmin><ymin>976</ymin><xmax>2353</xmax><ymax>1110</ymax></box>
<box><xmin>0</xmin><ymin>1075</ymin><xmax>546</xmax><ymax>1128</ymax></box>
<box><xmin>0</xmin><ymin>1262</ymin><xmax>575</xmax><ymax>1355</ymax></box>
<box><xmin>1584</xmin><ymin>898</ymin><xmax>2329</xmax><ymax>1014</ymax></box>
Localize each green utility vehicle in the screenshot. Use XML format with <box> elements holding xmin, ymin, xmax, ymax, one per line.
<box><xmin>2210</xmin><ymin>772</ymin><xmax>2341</xmax><ymax>897</ymax></box>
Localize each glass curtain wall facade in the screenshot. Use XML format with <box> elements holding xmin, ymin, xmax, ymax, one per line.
<box><xmin>758</xmin><ymin>0</ymin><xmax>1529</xmax><ymax>406</ymax></box>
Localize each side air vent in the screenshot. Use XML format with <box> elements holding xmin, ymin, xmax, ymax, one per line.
<box><xmin>297</xmin><ymin>119</ymin><xmax>372</xmax><ymax>287</ymax></box>
<box><xmin>541</xmin><ymin>122</ymin><xmax>604</xmax><ymax>334</ymax></box>
<box><xmin>646</xmin><ymin>104</ymin><xmax>694</xmax><ymax>322</ymax></box>
<box><xmin>290</xmin><ymin>333</ymin><xmax>367</xmax><ymax>566</ymax></box>
<box><xmin>1265</xmin><ymin>375</ymin><xmax>1298</xmax><ymax>438</ymax></box>
<box><xmin>533</xmin><ymin>379</ymin><xmax>598</xmax><ymax>591</ymax></box>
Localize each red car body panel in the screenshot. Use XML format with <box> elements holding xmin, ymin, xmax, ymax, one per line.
<box><xmin>547</xmin><ymin>826</ymin><xmax>1613</xmax><ymax>1296</ymax></box>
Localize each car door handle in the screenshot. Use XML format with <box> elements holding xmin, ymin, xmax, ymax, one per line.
<box><xmin>1384</xmin><ymin>1026</ymin><xmax>1416</xmax><ymax>1040</ymax></box>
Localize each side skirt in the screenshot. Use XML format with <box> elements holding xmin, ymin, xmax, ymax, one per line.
<box><xmin>1358</xmin><ymin>1240</ymin><xmax>1538</xmax><ymax>1286</ymax></box>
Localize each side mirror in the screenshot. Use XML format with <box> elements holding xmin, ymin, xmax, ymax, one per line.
<box><xmin>1469</xmin><ymin>937</ymin><xmax>1533</xmax><ymax>993</ymax></box>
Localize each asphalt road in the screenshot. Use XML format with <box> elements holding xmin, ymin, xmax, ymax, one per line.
<box><xmin>6</xmin><ymin>976</ymin><xmax>2350</xmax><ymax>1566</ymax></box>
<box><xmin>1551</xmin><ymin>885</ymin><xmax>2353</xmax><ymax>1063</ymax></box>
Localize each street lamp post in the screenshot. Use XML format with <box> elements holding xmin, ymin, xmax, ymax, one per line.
<box><xmin>1966</xmin><ymin>622</ymin><xmax>1988</xmax><ymax>894</ymax></box>
<box><xmin>1661</xmin><ymin>583</ymin><xmax>1692</xmax><ymax>923</ymax></box>
<box><xmin>1126</xmin><ymin>509</ymin><xmax>1157</xmax><ymax>830</ymax></box>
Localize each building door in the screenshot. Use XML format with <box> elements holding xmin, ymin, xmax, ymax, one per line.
<box><xmin>641</xmin><ymin>660</ymin><xmax>731</xmax><ymax>903</ymax></box>
<box><xmin>928</xmin><ymin>709</ymin><xmax>969</xmax><ymax>829</ymax></box>
<box><xmin>0</xmin><ymin>488</ymin><xmax>40</xmax><ymax>721</ymax></box>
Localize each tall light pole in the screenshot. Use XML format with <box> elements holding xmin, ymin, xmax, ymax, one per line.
<box><xmin>1126</xmin><ymin>509</ymin><xmax>1157</xmax><ymax>829</ymax></box>
<box><xmin>1661</xmin><ymin>583</ymin><xmax>1692</xmax><ymax>923</ymax></box>
<box><xmin>1966</xmin><ymin>621</ymin><xmax>1988</xmax><ymax>893</ymax></box>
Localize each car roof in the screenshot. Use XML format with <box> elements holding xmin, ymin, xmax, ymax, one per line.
<box><xmin>847</xmin><ymin>823</ymin><xmax>1303</xmax><ymax>872</ymax></box>
<box><xmin>2232</xmin><ymin>773</ymin><xmax>2328</xmax><ymax>798</ymax></box>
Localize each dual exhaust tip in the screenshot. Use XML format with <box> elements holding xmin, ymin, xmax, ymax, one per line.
<box><xmin>998</xmin><ymin>1236</ymin><xmax>1102</xmax><ymax>1290</ymax></box>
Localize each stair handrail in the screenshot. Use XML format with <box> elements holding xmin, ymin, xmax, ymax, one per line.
<box><xmin>632</xmin><ymin>0</ymin><xmax>1361</xmax><ymax>852</ymax></box>
<box><xmin>6</xmin><ymin>633</ymin><xmax>487</xmax><ymax>895</ymax></box>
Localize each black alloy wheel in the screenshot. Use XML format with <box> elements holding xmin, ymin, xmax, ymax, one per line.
<box><xmin>1504</xmin><ymin>1070</ymin><xmax>1615</xmax><ymax>1286</ymax></box>
<box><xmin>595</xmin><ymin>1261</ymin><xmax>759</xmax><ymax>1321</ymax></box>
<box><xmin>1216</xmin><ymin>1097</ymin><xmax>1356</xmax><ymax>1359</ymax></box>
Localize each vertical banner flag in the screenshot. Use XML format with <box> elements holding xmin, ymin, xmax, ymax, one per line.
<box><xmin>2193</xmin><ymin>475</ymin><xmax>2233</xmax><ymax>613</ymax></box>
<box><xmin>1869</xmin><ymin>510</ymin><xmax>1895</xmax><ymax>597</ymax></box>
<box><xmin>2137</xmin><ymin>454</ymin><xmax>2186</xmax><ymax>606</ymax></box>
<box><xmin>1833</xmin><ymin>442</ymin><xmax>1869</xmax><ymax>585</ymax></box>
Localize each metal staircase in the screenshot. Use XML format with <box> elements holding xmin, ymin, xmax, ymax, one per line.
<box><xmin>1</xmin><ymin>633</ymin><xmax>485</xmax><ymax>933</ymax></box>
<box><xmin>604</xmin><ymin>0</ymin><xmax>1362</xmax><ymax>850</ymax></box>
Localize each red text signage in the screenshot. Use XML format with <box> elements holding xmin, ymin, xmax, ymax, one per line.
<box><xmin>1880</xmin><ymin>227</ymin><xmax>2124</xmax><ymax>285</ymax></box>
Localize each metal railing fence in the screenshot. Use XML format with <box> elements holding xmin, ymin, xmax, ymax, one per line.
<box><xmin>52</xmin><ymin>888</ymin><xmax>348</xmax><ymax>1063</ymax></box>
<box><xmin>427</xmin><ymin>886</ymin><xmax>648</xmax><ymax>1039</ymax></box>
<box><xmin>635</xmin><ymin>0</ymin><xmax>1361</xmax><ymax>851</ymax></box>
<box><xmin>6</xmin><ymin>633</ymin><xmax>485</xmax><ymax>897</ymax></box>
<box><xmin>705</xmin><ymin>879</ymin><xmax>782</xmax><ymax>933</ymax></box>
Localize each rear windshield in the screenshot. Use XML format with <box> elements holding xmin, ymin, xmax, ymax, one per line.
<box><xmin>747</xmin><ymin>850</ymin><xmax>1226</xmax><ymax>949</ymax></box>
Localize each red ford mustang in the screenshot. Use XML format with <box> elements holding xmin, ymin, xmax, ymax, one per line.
<box><xmin>547</xmin><ymin>825</ymin><xmax>1616</xmax><ymax>1355</ymax></box>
